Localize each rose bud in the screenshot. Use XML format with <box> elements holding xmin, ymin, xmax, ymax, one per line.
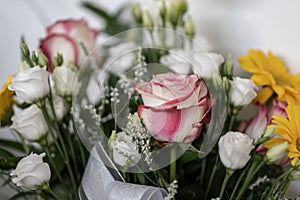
<box><xmin>229</xmin><ymin>77</ymin><xmax>258</xmax><ymax>107</ymax></box>
<box><xmin>10</xmin><ymin>153</ymin><xmax>51</xmax><ymax>190</ymax></box>
<box><xmin>218</xmin><ymin>131</ymin><xmax>253</xmax><ymax>170</ymax></box>
<box><xmin>8</xmin><ymin>66</ymin><xmax>50</xmax><ymax>104</ymax></box>
<box><xmin>11</xmin><ymin>104</ymin><xmax>48</xmax><ymax>142</ymax></box>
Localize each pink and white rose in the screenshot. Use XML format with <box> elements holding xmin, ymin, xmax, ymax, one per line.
<box><xmin>135</xmin><ymin>72</ymin><xmax>213</xmax><ymax>143</ymax></box>
<box><xmin>40</xmin><ymin>19</ymin><xmax>98</xmax><ymax>72</ymax></box>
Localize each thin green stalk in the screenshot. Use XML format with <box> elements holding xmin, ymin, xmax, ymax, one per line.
<box><xmin>44</xmin><ymin>146</ymin><xmax>64</xmax><ymax>184</ymax></box>
<box><xmin>72</xmin><ymin>116</ymin><xmax>86</xmax><ymax>167</ymax></box>
<box><xmin>204</xmin><ymin>156</ymin><xmax>219</xmax><ymax>200</ymax></box>
<box><xmin>41</xmin><ymin>106</ymin><xmax>78</xmax><ymax>199</ymax></box>
<box><xmin>199</xmin><ymin>157</ymin><xmax>207</xmax><ymax>186</ymax></box>
<box><xmin>44</xmin><ymin>186</ymin><xmax>60</xmax><ymax>200</ymax></box>
<box><xmin>219</xmin><ymin>169</ymin><xmax>234</xmax><ymax>200</ymax></box>
<box><xmin>66</xmin><ymin>133</ymin><xmax>79</xmax><ymax>182</ymax></box>
<box><xmin>279</xmin><ymin>179</ymin><xmax>291</xmax><ymax>199</ymax></box>
<box><xmin>169</xmin><ymin>148</ymin><xmax>177</xmax><ymax>182</ymax></box>
<box><xmin>229</xmin><ymin>167</ymin><xmax>248</xmax><ymax>200</ymax></box>
<box><xmin>235</xmin><ymin>158</ymin><xmax>265</xmax><ymax>200</ymax></box>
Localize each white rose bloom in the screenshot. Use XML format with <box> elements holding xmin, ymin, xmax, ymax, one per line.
<box><xmin>10</xmin><ymin>152</ymin><xmax>51</xmax><ymax>190</ymax></box>
<box><xmin>160</xmin><ymin>49</ymin><xmax>224</xmax><ymax>78</ymax></box>
<box><xmin>229</xmin><ymin>77</ymin><xmax>258</xmax><ymax>106</ymax></box>
<box><xmin>46</xmin><ymin>91</ymin><xmax>68</xmax><ymax>121</ymax></box>
<box><xmin>193</xmin><ymin>52</ymin><xmax>224</xmax><ymax>79</ymax></box>
<box><xmin>11</xmin><ymin>104</ymin><xmax>48</xmax><ymax>141</ymax></box>
<box><xmin>105</xmin><ymin>42</ymin><xmax>137</xmax><ymax>75</ymax></box>
<box><xmin>8</xmin><ymin>66</ymin><xmax>50</xmax><ymax>103</ymax></box>
<box><xmin>111</xmin><ymin>132</ymin><xmax>141</xmax><ymax>167</ymax></box>
<box><xmin>52</xmin><ymin>65</ymin><xmax>78</xmax><ymax>98</ymax></box>
<box><xmin>218</xmin><ymin>131</ymin><xmax>253</xmax><ymax>170</ymax></box>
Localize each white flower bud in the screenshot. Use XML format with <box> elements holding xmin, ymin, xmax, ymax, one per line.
<box><xmin>184</xmin><ymin>15</ymin><xmax>195</xmax><ymax>38</ymax></box>
<box><xmin>265</xmin><ymin>141</ymin><xmax>288</xmax><ymax>164</ymax></box>
<box><xmin>52</xmin><ymin>65</ymin><xmax>78</xmax><ymax>99</ymax></box>
<box><xmin>229</xmin><ymin>77</ymin><xmax>258</xmax><ymax>106</ymax></box>
<box><xmin>18</xmin><ymin>61</ymin><xmax>31</xmax><ymax>72</ymax></box>
<box><xmin>111</xmin><ymin>132</ymin><xmax>141</xmax><ymax>167</ymax></box>
<box><xmin>218</xmin><ymin>131</ymin><xmax>253</xmax><ymax>170</ymax></box>
<box><xmin>10</xmin><ymin>153</ymin><xmax>51</xmax><ymax>190</ymax></box>
<box><xmin>11</xmin><ymin>104</ymin><xmax>48</xmax><ymax>141</ymax></box>
<box><xmin>8</xmin><ymin>66</ymin><xmax>50</xmax><ymax>103</ymax></box>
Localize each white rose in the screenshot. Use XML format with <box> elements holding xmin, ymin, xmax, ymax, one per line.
<box><xmin>105</xmin><ymin>42</ymin><xmax>137</xmax><ymax>75</ymax></box>
<box><xmin>218</xmin><ymin>131</ymin><xmax>253</xmax><ymax>170</ymax></box>
<box><xmin>46</xmin><ymin>91</ymin><xmax>68</xmax><ymax>121</ymax></box>
<box><xmin>8</xmin><ymin>66</ymin><xmax>50</xmax><ymax>103</ymax></box>
<box><xmin>160</xmin><ymin>49</ymin><xmax>224</xmax><ymax>78</ymax></box>
<box><xmin>52</xmin><ymin>65</ymin><xmax>78</xmax><ymax>98</ymax></box>
<box><xmin>229</xmin><ymin>77</ymin><xmax>258</xmax><ymax>106</ymax></box>
<box><xmin>193</xmin><ymin>52</ymin><xmax>224</xmax><ymax>79</ymax></box>
<box><xmin>10</xmin><ymin>152</ymin><xmax>51</xmax><ymax>190</ymax></box>
<box><xmin>111</xmin><ymin>132</ymin><xmax>141</xmax><ymax>167</ymax></box>
<box><xmin>11</xmin><ymin>104</ymin><xmax>48</xmax><ymax>141</ymax></box>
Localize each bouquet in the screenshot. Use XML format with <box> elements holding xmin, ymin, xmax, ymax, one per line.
<box><xmin>1</xmin><ymin>1</ymin><xmax>300</xmax><ymax>199</ymax></box>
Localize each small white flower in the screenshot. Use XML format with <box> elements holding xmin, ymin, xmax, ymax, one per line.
<box><xmin>10</xmin><ymin>153</ymin><xmax>51</xmax><ymax>190</ymax></box>
<box><xmin>218</xmin><ymin>131</ymin><xmax>253</xmax><ymax>170</ymax></box>
<box><xmin>11</xmin><ymin>104</ymin><xmax>48</xmax><ymax>141</ymax></box>
<box><xmin>111</xmin><ymin>132</ymin><xmax>141</xmax><ymax>167</ymax></box>
<box><xmin>8</xmin><ymin>66</ymin><xmax>50</xmax><ymax>103</ymax></box>
<box><xmin>229</xmin><ymin>77</ymin><xmax>258</xmax><ymax>106</ymax></box>
<box><xmin>52</xmin><ymin>65</ymin><xmax>78</xmax><ymax>98</ymax></box>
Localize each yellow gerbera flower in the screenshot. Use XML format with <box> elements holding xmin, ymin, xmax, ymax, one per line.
<box><xmin>264</xmin><ymin>104</ymin><xmax>300</xmax><ymax>166</ymax></box>
<box><xmin>239</xmin><ymin>50</ymin><xmax>300</xmax><ymax>104</ymax></box>
<box><xmin>0</xmin><ymin>75</ymin><xmax>14</xmax><ymax>122</ymax></box>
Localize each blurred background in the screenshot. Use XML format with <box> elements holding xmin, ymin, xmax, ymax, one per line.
<box><xmin>1</xmin><ymin>0</ymin><xmax>300</xmax><ymax>198</ymax></box>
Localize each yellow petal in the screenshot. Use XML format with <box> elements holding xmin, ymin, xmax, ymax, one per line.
<box><xmin>253</xmin><ymin>87</ymin><xmax>273</xmax><ymax>104</ymax></box>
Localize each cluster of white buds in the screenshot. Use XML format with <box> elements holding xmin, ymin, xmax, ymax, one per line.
<box><xmin>164</xmin><ymin>180</ymin><xmax>178</xmax><ymax>200</ymax></box>
<box><xmin>70</xmin><ymin>107</ymin><xmax>85</xmax><ymax>131</ymax></box>
<box><xmin>125</xmin><ymin>113</ymin><xmax>153</xmax><ymax>166</ymax></box>
<box><xmin>84</xmin><ymin>104</ymin><xmax>101</xmax><ymax>126</ymax></box>
<box><xmin>134</xmin><ymin>47</ymin><xmax>147</xmax><ymax>83</ymax></box>
<box><xmin>249</xmin><ymin>176</ymin><xmax>270</xmax><ymax>190</ymax></box>
<box><xmin>119</xmin><ymin>74</ymin><xmax>135</xmax><ymax>97</ymax></box>
<box><xmin>110</xmin><ymin>87</ymin><xmax>120</xmax><ymax>104</ymax></box>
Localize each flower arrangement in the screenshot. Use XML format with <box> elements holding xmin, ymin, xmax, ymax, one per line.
<box><xmin>1</xmin><ymin>0</ymin><xmax>300</xmax><ymax>200</ymax></box>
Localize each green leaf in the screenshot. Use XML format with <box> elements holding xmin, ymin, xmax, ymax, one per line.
<box><xmin>81</xmin><ymin>2</ymin><xmax>112</xmax><ymax>21</ymax></box>
<box><xmin>0</xmin><ymin>157</ymin><xmax>22</xmax><ymax>170</ymax></box>
<box><xmin>0</xmin><ymin>139</ymin><xmax>26</xmax><ymax>151</ymax></box>
<box><xmin>9</xmin><ymin>191</ymin><xmax>37</xmax><ymax>200</ymax></box>
<box><xmin>0</xmin><ymin>147</ymin><xmax>14</xmax><ymax>158</ymax></box>
<box><xmin>179</xmin><ymin>151</ymin><xmax>199</xmax><ymax>164</ymax></box>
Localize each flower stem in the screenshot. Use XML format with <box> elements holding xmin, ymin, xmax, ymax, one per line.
<box><xmin>219</xmin><ymin>169</ymin><xmax>234</xmax><ymax>200</ymax></box>
<box><xmin>43</xmin><ymin>185</ymin><xmax>60</xmax><ymax>200</ymax></box>
<box><xmin>235</xmin><ymin>156</ymin><xmax>265</xmax><ymax>200</ymax></box>
<box><xmin>204</xmin><ymin>156</ymin><xmax>219</xmax><ymax>200</ymax></box>
<box><xmin>199</xmin><ymin>157</ymin><xmax>207</xmax><ymax>186</ymax></box>
<box><xmin>169</xmin><ymin>148</ymin><xmax>177</xmax><ymax>182</ymax></box>
<box><xmin>43</xmin><ymin>146</ymin><xmax>64</xmax><ymax>184</ymax></box>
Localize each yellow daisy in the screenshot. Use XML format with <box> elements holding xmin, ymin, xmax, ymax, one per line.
<box><xmin>264</xmin><ymin>104</ymin><xmax>300</xmax><ymax>166</ymax></box>
<box><xmin>0</xmin><ymin>75</ymin><xmax>14</xmax><ymax>122</ymax></box>
<box><xmin>239</xmin><ymin>49</ymin><xmax>300</xmax><ymax>104</ymax></box>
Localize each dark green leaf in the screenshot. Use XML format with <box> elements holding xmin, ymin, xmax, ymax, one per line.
<box><xmin>81</xmin><ymin>2</ymin><xmax>112</xmax><ymax>21</ymax></box>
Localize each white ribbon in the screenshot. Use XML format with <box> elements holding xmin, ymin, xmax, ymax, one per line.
<box><xmin>79</xmin><ymin>143</ymin><xmax>167</xmax><ymax>200</ymax></box>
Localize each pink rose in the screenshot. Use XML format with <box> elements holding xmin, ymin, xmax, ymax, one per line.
<box><xmin>135</xmin><ymin>72</ymin><xmax>213</xmax><ymax>143</ymax></box>
<box><xmin>40</xmin><ymin>19</ymin><xmax>98</xmax><ymax>72</ymax></box>
<box><xmin>268</xmin><ymin>99</ymin><xmax>287</xmax><ymax>122</ymax></box>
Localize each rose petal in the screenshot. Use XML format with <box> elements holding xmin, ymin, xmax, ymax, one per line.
<box><xmin>40</xmin><ymin>34</ymin><xmax>79</xmax><ymax>72</ymax></box>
